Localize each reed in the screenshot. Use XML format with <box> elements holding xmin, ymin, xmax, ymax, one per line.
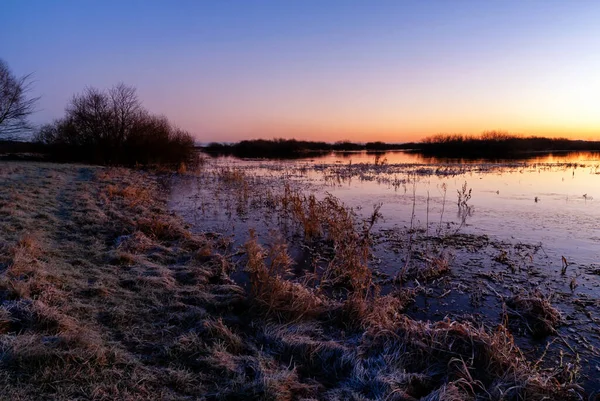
<box><xmin>244</xmin><ymin>231</ymin><xmax>326</xmax><ymax>321</ymax></box>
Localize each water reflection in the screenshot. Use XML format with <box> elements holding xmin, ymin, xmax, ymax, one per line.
<box><xmin>292</xmin><ymin>150</ymin><xmax>600</xmax><ymax>165</ymax></box>
<box><xmin>193</xmin><ymin>150</ymin><xmax>600</xmax><ymax>265</ymax></box>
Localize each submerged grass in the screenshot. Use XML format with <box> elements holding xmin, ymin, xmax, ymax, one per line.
<box><xmin>0</xmin><ymin>161</ymin><xmax>586</xmax><ymax>400</ymax></box>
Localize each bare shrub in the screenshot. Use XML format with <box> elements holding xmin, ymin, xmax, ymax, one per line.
<box><xmin>35</xmin><ymin>83</ymin><xmax>196</xmax><ymax>168</ymax></box>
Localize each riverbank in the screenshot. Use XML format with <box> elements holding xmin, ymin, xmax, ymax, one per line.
<box><xmin>0</xmin><ymin>161</ymin><xmax>587</xmax><ymax>400</ymax></box>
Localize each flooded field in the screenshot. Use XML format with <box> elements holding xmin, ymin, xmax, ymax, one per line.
<box><xmin>169</xmin><ymin>150</ymin><xmax>600</xmax><ymax>394</ymax></box>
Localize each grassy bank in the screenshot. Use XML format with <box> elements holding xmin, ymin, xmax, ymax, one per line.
<box><xmin>0</xmin><ymin>161</ymin><xmax>584</xmax><ymax>400</ymax></box>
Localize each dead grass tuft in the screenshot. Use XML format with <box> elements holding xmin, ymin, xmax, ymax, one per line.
<box><xmin>245</xmin><ymin>231</ymin><xmax>326</xmax><ymax>321</ymax></box>
<box><xmin>136</xmin><ymin>216</ymin><xmax>187</xmax><ymax>241</ymax></box>
<box><xmin>115</xmin><ymin>231</ymin><xmax>159</xmax><ymax>254</ymax></box>
<box><xmin>417</xmin><ymin>253</ymin><xmax>451</xmax><ymax>281</ymax></box>
<box><xmin>7</xmin><ymin>234</ymin><xmax>42</xmax><ymax>274</ymax></box>
<box><xmin>201</xmin><ymin>318</ymin><xmax>245</xmax><ymax>353</ymax></box>
<box><xmin>420</xmin><ymin>382</ymin><xmax>473</xmax><ymax>401</ymax></box>
<box><xmin>359</xmin><ymin>317</ymin><xmax>582</xmax><ymax>399</ymax></box>
<box><xmin>0</xmin><ymin>307</ymin><xmax>13</xmax><ymax>334</ymax></box>
<box><xmin>106</xmin><ymin>183</ymin><xmax>151</xmax><ymax>207</ymax></box>
<box><xmin>506</xmin><ymin>291</ymin><xmax>562</xmax><ymax>337</ymax></box>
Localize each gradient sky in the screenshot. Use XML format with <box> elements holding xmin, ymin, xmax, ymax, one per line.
<box><xmin>2</xmin><ymin>1</ymin><xmax>600</xmax><ymax>142</ymax></box>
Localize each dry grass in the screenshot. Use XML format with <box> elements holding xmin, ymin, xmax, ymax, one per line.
<box><xmin>0</xmin><ymin>161</ymin><xmax>586</xmax><ymax>400</ymax></box>
<box><xmin>245</xmin><ymin>231</ymin><xmax>326</xmax><ymax>321</ymax></box>
<box><xmin>506</xmin><ymin>291</ymin><xmax>563</xmax><ymax>337</ymax></box>
<box><xmin>0</xmin><ymin>162</ymin><xmax>229</xmax><ymax>399</ymax></box>
<box><xmin>279</xmin><ymin>188</ymin><xmax>375</xmax><ymax>295</ymax></box>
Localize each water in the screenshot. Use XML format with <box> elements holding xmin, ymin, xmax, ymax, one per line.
<box><xmin>168</xmin><ymin>150</ymin><xmax>600</xmax><ymax>392</ymax></box>
<box><xmin>176</xmin><ymin>151</ymin><xmax>600</xmax><ymax>262</ymax></box>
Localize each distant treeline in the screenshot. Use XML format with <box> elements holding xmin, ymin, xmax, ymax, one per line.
<box><xmin>202</xmin><ymin>132</ymin><xmax>600</xmax><ymax>159</ymax></box>
<box><xmin>203</xmin><ymin>139</ymin><xmax>410</xmax><ymax>158</ymax></box>
<box><xmin>418</xmin><ymin>132</ymin><xmax>600</xmax><ymax>157</ymax></box>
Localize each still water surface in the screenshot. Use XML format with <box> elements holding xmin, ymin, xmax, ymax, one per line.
<box><xmin>315</xmin><ymin>151</ymin><xmax>600</xmax><ymax>264</ymax></box>
<box><xmin>182</xmin><ymin>151</ymin><xmax>600</xmax><ymax>264</ymax></box>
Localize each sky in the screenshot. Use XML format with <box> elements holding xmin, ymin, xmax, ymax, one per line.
<box><xmin>2</xmin><ymin>0</ymin><xmax>600</xmax><ymax>143</ymax></box>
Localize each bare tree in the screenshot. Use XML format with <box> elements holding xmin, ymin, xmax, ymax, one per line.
<box><xmin>0</xmin><ymin>59</ymin><xmax>40</xmax><ymax>139</ymax></box>
<box><xmin>64</xmin><ymin>83</ymin><xmax>143</xmax><ymax>147</ymax></box>
<box><xmin>66</xmin><ymin>86</ymin><xmax>112</xmax><ymax>146</ymax></box>
<box><xmin>108</xmin><ymin>83</ymin><xmax>143</xmax><ymax>144</ymax></box>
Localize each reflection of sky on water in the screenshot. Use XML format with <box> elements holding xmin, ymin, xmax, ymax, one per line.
<box><xmin>201</xmin><ymin>151</ymin><xmax>600</xmax><ymax>265</ymax></box>
<box><xmin>298</xmin><ymin>150</ymin><xmax>600</xmax><ymax>165</ymax></box>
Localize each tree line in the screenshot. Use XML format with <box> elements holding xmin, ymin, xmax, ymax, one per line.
<box><xmin>204</xmin><ymin>139</ymin><xmax>411</xmax><ymax>158</ymax></box>
<box><xmin>418</xmin><ymin>131</ymin><xmax>600</xmax><ymax>157</ymax></box>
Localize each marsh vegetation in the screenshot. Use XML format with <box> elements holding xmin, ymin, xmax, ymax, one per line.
<box><xmin>167</xmin><ymin>151</ymin><xmax>600</xmax><ymax>398</ymax></box>
<box><xmin>1</xmin><ymin>156</ymin><xmax>597</xmax><ymax>400</ymax></box>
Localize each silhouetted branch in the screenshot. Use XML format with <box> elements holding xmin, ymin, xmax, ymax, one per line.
<box><xmin>0</xmin><ymin>59</ymin><xmax>40</xmax><ymax>139</ymax></box>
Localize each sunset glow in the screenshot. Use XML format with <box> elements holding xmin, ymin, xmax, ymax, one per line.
<box><xmin>3</xmin><ymin>0</ymin><xmax>600</xmax><ymax>142</ymax></box>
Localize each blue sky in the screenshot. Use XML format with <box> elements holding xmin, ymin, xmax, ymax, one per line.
<box><xmin>2</xmin><ymin>1</ymin><xmax>599</xmax><ymax>141</ymax></box>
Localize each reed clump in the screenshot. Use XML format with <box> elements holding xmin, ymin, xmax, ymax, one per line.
<box><xmin>281</xmin><ymin>184</ymin><xmax>323</xmax><ymax>239</ymax></box>
<box><xmin>217</xmin><ymin>166</ymin><xmax>247</xmax><ymax>185</ymax></box>
<box><xmin>279</xmin><ymin>188</ymin><xmax>375</xmax><ymax>294</ymax></box>
<box><xmin>244</xmin><ymin>231</ymin><xmax>326</xmax><ymax>321</ymax></box>
<box><xmin>506</xmin><ymin>291</ymin><xmax>563</xmax><ymax>337</ymax></box>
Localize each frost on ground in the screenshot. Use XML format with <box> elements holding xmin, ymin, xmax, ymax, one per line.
<box><xmin>0</xmin><ymin>161</ymin><xmax>587</xmax><ymax>400</ymax></box>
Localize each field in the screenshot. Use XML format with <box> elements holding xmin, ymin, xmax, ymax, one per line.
<box><xmin>0</xmin><ymin>161</ymin><xmax>590</xmax><ymax>400</ymax></box>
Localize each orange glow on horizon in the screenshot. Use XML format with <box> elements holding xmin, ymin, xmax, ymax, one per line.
<box><xmin>171</xmin><ymin>84</ymin><xmax>600</xmax><ymax>143</ymax></box>
<box><xmin>187</xmin><ymin>118</ymin><xmax>600</xmax><ymax>143</ymax></box>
